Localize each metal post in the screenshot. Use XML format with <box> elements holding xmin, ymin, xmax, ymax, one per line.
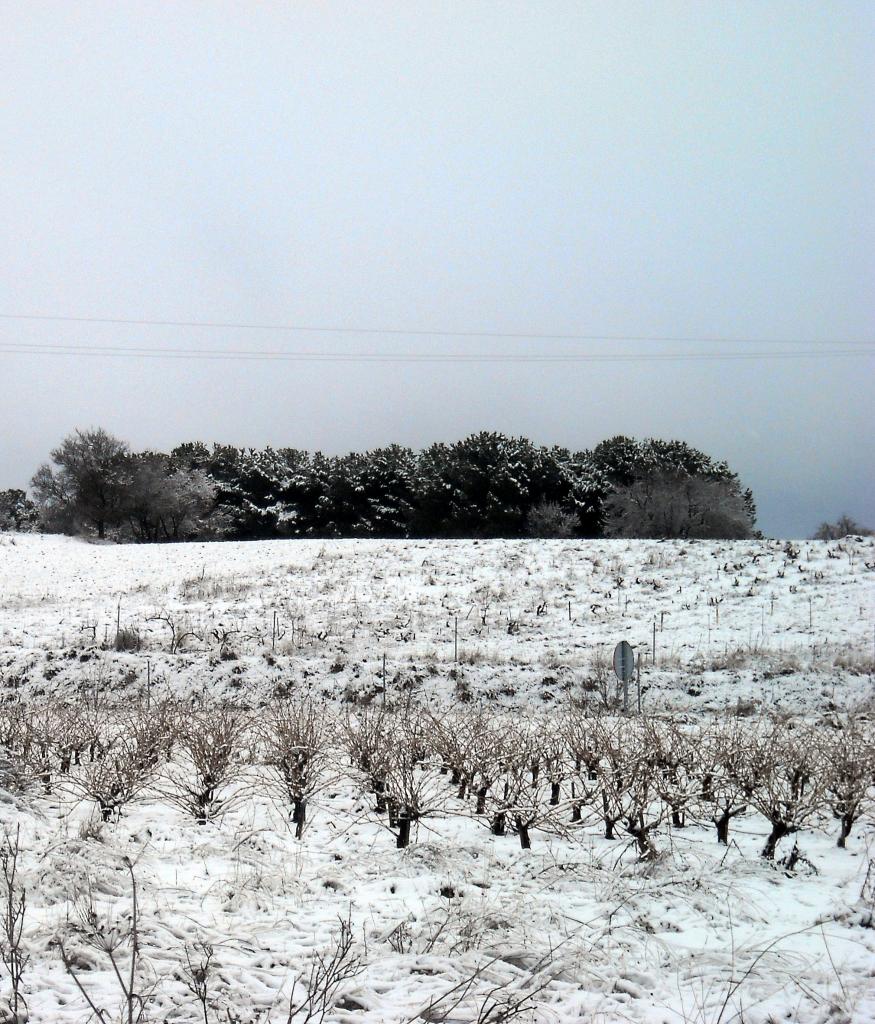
<box><xmin>454</xmin><ymin>616</ymin><xmax>458</xmax><ymax>663</ymax></box>
<box><xmin>636</xmin><ymin>652</ymin><xmax>641</xmax><ymax>714</ymax></box>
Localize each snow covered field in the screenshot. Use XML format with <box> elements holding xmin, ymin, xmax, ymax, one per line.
<box><xmin>0</xmin><ymin>533</ymin><xmax>872</xmax><ymax>710</ymax></box>
<box><xmin>0</xmin><ymin>533</ymin><xmax>873</xmax><ymax>1023</ymax></box>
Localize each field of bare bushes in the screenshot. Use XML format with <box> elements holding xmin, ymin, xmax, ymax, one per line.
<box><xmin>0</xmin><ymin>533</ymin><xmax>873</xmax><ymax>1022</ymax></box>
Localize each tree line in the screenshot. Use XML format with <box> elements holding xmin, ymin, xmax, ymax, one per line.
<box><xmin>2</xmin><ymin>427</ymin><xmax>761</xmax><ymax>541</ymax></box>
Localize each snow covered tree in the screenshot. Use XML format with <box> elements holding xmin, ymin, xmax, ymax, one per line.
<box><xmin>27</xmin><ymin>430</ymin><xmax>757</xmax><ymax>542</ymax></box>
<box><xmin>0</xmin><ymin>489</ymin><xmax>38</xmax><ymax>532</ymax></box>
<box><xmin>603</xmin><ymin>470</ymin><xmax>755</xmax><ymax>539</ymax></box>
<box><xmin>31</xmin><ymin>428</ymin><xmax>132</xmax><ymax>539</ymax></box>
<box><xmin>360</xmin><ymin>445</ymin><xmax>417</xmax><ymax>536</ymax></box>
<box><xmin>123</xmin><ymin>453</ymin><xmax>220</xmax><ymax>541</ymax></box>
<box><xmin>412</xmin><ymin>432</ymin><xmax>597</xmax><ymax>537</ymax></box>
<box><xmin>591</xmin><ymin>436</ymin><xmax>756</xmax><ymax>538</ymax></box>
<box><xmin>168</xmin><ymin>441</ymin><xmax>211</xmax><ymax>471</ymax></box>
<box><xmin>322</xmin><ymin>446</ymin><xmax>416</xmax><ymax>537</ymax></box>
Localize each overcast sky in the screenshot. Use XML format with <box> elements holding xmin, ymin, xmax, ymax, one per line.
<box><xmin>1</xmin><ymin>2</ymin><xmax>873</xmax><ymax>537</ymax></box>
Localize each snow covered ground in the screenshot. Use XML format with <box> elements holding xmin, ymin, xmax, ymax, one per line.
<box><xmin>0</xmin><ymin>533</ymin><xmax>873</xmax><ymax>1023</ymax></box>
<box><xmin>0</xmin><ymin>532</ymin><xmax>872</xmax><ymax>711</ymax></box>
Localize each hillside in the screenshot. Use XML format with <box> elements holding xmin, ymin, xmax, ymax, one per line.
<box><xmin>1</xmin><ymin>533</ymin><xmax>871</xmax><ymax>710</ymax></box>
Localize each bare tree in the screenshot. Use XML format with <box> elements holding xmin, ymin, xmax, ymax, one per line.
<box><xmin>562</xmin><ymin>707</ymin><xmax>604</xmax><ymax>825</ymax></box>
<box><xmin>123</xmin><ymin>456</ymin><xmax>219</xmax><ymax>542</ymax></box>
<box><xmin>696</xmin><ymin>718</ymin><xmax>753</xmax><ymax>845</ymax></box>
<box><xmin>644</xmin><ymin>718</ymin><xmax>698</xmax><ymax>830</ymax></box>
<box><xmin>588</xmin><ymin>717</ymin><xmax>628</xmax><ymax>841</ymax></box>
<box><xmin>342</xmin><ymin>705</ymin><xmax>395</xmax><ymax>817</ymax></box>
<box><xmin>160</xmin><ymin>706</ymin><xmax>249</xmax><ymax>823</ymax></box>
<box><xmin>478</xmin><ymin>717</ymin><xmax>564</xmax><ymax>850</ymax></box>
<box><xmin>812</xmin><ymin>515</ymin><xmax>872</xmax><ymax>540</ymax></box>
<box><xmin>744</xmin><ymin>722</ymin><xmax>827</xmax><ymax>860</ymax></box>
<box><xmin>525</xmin><ymin>499</ymin><xmax>578</xmax><ymax>538</ymax></box>
<box><xmin>262</xmin><ymin>699</ymin><xmax>333</xmax><ymax>838</ymax></box>
<box><xmin>428</xmin><ymin>705</ymin><xmax>495</xmax><ymax>802</ymax></box>
<box><xmin>0</xmin><ymin>826</ymin><xmax>28</xmax><ymax>1023</ymax></box>
<box><xmin>70</xmin><ymin>706</ymin><xmax>173</xmax><ymax>821</ymax></box>
<box><xmin>822</xmin><ymin>716</ymin><xmax>874</xmax><ymax>848</ymax></box>
<box><xmin>592</xmin><ymin>718</ymin><xmax>665</xmax><ymax>860</ymax></box>
<box><xmin>55</xmin><ymin>699</ymin><xmax>105</xmax><ymax>774</ymax></box>
<box><xmin>0</xmin><ymin>705</ymin><xmax>31</xmax><ymax>792</ymax></box>
<box><xmin>19</xmin><ymin>704</ymin><xmax>60</xmax><ymax>794</ymax></box>
<box><xmin>604</xmin><ymin>469</ymin><xmax>755</xmax><ymax>540</ymax></box>
<box><xmin>31</xmin><ymin>427</ymin><xmax>132</xmax><ymax>539</ymax></box>
<box><xmin>381</xmin><ymin>709</ymin><xmax>447</xmax><ymax>848</ymax></box>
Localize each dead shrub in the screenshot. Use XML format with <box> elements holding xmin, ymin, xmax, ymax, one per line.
<box><xmin>262</xmin><ymin>698</ymin><xmax>334</xmax><ymax>838</ymax></box>
<box><xmin>160</xmin><ymin>706</ymin><xmax>249</xmax><ymax>823</ymax></box>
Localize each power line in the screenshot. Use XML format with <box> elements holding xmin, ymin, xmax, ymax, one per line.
<box><xmin>0</xmin><ymin>312</ymin><xmax>871</xmax><ymax>347</ymax></box>
<box><xmin>0</xmin><ymin>341</ymin><xmax>872</xmax><ymax>364</ymax></box>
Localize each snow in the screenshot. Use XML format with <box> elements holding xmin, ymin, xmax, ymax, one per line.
<box><xmin>0</xmin><ymin>533</ymin><xmax>872</xmax><ymax>711</ymax></box>
<box><xmin>0</xmin><ymin>532</ymin><xmax>873</xmax><ymax>1023</ymax></box>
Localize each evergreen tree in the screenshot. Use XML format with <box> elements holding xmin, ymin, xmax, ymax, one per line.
<box><xmin>413</xmin><ymin>432</ymin><xmax>595</xmax><ymax>537</ymax></box>
<box><xmin>0</xmin><ymin>489</ymin><xmax>39</xmax><ymax>532</ymax></box>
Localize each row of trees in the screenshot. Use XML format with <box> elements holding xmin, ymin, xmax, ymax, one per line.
<box><xmin>13</xmin><ymin>427</ymin><xmax>758</xmax><ymax>541</ymax></box>
<box><xmin>4</xmin><ymin>699</ymin><xmax>870</xmax><ymax>860</ymax></box>
<box><xmin>812</xmin><ymin>515</ymin><xmax>873</xmax><ymax>540</ymax></box>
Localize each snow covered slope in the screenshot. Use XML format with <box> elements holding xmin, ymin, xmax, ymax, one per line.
<box><xmin>0</xmin><ymin>532</ymin><xmax>872</xmax><ymax>710</ymax></box>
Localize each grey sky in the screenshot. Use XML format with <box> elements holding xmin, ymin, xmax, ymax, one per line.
<box><xmin>1</xmin><ymin>1</ymin><xmax>873</xmax><ymax>537</ymax></box>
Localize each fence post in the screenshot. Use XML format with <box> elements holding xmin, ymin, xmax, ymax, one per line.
<box><xmin>636</xmin><ymin>652</ymin><xmax>642</xmax><ymax>714</ymax></box>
